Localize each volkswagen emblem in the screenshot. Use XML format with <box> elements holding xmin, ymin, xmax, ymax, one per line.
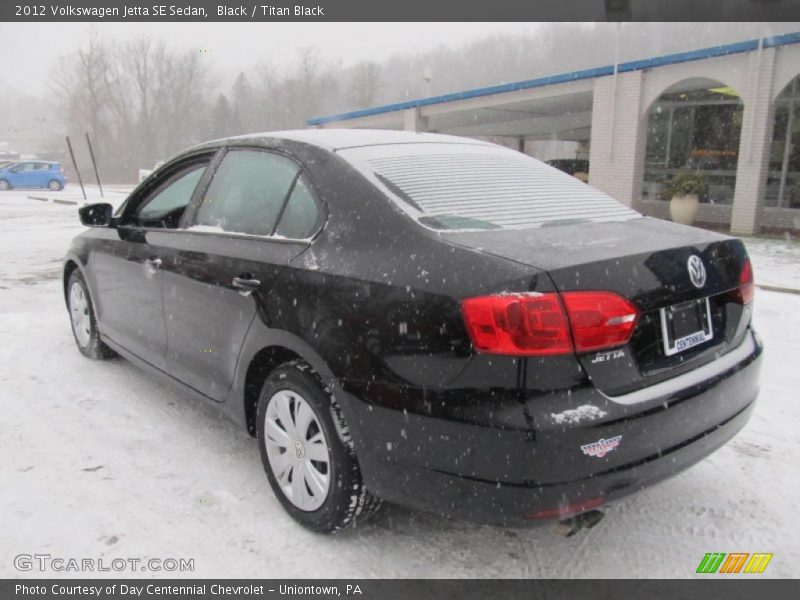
<box><xmin>293</xmin><ymin>440</ymin><xmax>306</xmax><ymax>459</ymax></box>
<box><xmin>687</xmin><ymin>255</ymin><xmax>707</xmax><ymax>288</ymax></box>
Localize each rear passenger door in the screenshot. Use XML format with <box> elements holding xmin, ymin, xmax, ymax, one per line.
<box><xmin>160</xmin><ymin>147</ymin><xmax>323</xmax><ymax>401</ymax></box>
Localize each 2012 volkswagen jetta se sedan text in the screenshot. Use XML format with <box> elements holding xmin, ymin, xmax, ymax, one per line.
<box><xmin>64</xmin><ymin>130</ymin><xmax>762</xmax><ymax>533</ymax></box>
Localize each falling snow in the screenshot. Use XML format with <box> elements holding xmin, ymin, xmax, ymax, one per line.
<box><xmin>0</xmin><ymin>189</ymin><xmax>798</xmax><ymax>577</ymax></box>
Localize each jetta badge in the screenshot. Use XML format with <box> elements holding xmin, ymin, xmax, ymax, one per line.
<box><xmin>688</xmin><ymin>255</ymin><xmax>707</xmax><ymax>288</ymax></box>
<box><xmin>581</xmin><ymin>435</ymin><xmax>622</xmax><ymax>458</ymax></box>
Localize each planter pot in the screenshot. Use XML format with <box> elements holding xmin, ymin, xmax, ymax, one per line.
<box><xmin>669</xmin><ymin>193</ymin><xmax>700</xmax><ymax>225</ymax></box>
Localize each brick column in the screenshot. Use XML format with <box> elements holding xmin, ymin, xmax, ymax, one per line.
<box><xmin>403</xmin><ymin>108</ymin><xmax>428</xmax><ymax>132</ymax></box>
<box><xmin>731</xmin><ymin>46</ymin><xmax>777</xmax><ymax>236</ymax></box>
<box><xmin>588</xmin><ymin>70</ymin><xmax>647</xmax><ymax>207</ymax></box>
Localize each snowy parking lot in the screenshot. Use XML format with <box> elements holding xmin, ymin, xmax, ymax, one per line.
<box><xmin>1</xmin><ymin>189</ymin><xmax>798</xmax><ymax>578</ymax></box>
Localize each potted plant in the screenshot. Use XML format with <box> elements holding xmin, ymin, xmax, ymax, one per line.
<box><xmin>664</xmin><ymin>172</ymin><xmax>708</xmax><ymax>225</ymax></box>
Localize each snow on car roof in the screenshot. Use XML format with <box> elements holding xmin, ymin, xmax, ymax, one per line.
<box><xmin>339</xmin><ymin>142</ymin><xmax>640</xmax><ymax>230</ymax></box>
<box><xmin>217</xmin><ymin>128</ymin><xmax>493</xmax><ymax>151</ymax></box>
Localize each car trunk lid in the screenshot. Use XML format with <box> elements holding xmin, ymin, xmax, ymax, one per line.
<box><xmin>444</xmin><ymin>217</ymin><xmax>752</xmax><ymax>396</ymax></box>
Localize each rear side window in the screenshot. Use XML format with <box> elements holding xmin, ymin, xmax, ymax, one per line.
<box><xmin>195</xmin><ymin>150</ymin><xmax>300</xmax><ymax>237</ymax></box>
<box><xmin>274</xmin><ymin>174</ymin><xmax>320</xmax><ymax>239</ymax></box>
<box><xmin>340</xmin><ymin>144</ymin><xmax>639</xmax><ymax>230</ymax></box>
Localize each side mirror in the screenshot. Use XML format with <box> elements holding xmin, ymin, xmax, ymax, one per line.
<box><xmin>79</xmin><ymin>203</ymin><xmax>114</xmax><ymax>227</ymax></box>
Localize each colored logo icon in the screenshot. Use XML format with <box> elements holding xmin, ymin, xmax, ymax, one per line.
<box><xmin>696</xmin><ymin>553</ymin><xmax>773</xmax><ymax>574</ymax></box>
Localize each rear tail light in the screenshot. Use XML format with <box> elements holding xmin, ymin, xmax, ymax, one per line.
<box><xmin>461</xmin><ymin>291</ymin><xmax>639</xmax><ymax>356</ymax></box>
<box><xmin>561</xmin><ymin>291</ymin><xmax>639</xmax><ymax>352</ymax></box>
<box><xmin>739</xmin><ymin>258</ymin><xmax>754</xmax><ymax>304</ymax></box>
<box><xmin>461</xmin><ymin>293</ymin><xmax>572</xmax><ymax>356</ymax></box>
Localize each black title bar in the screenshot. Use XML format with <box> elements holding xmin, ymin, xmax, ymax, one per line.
<box><xmin>3</xmin><ymin>0</ymin><xmax>800</xmax><ymax>22</ymax></box>
<box><xmin>3</xmin><ymin>579</ymin><xmax>800</xmax><ymax>600</ymax></box>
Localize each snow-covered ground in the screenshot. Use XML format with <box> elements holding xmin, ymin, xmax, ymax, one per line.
<box><xmin>1</xmin><ymin>189</ymin><xmax>798</xmax><ymax>578</ymax></box>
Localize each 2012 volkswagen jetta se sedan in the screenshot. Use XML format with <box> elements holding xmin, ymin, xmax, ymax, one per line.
<box><xmin>64</xmin><ymin>130</ymin><xmax>762</xmax><ymax>533</ymax></box>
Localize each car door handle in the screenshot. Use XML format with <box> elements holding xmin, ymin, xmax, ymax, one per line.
<box><xmin>232</xmin><ymin>276</ymin><xmax>261</xmax><ymax>296</ymax></box>
<box><xmin>145</xmin><ymin>257</ymin><xmax>162</xmax><ymax>269</ymax></box>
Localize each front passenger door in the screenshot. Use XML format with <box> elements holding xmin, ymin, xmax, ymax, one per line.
<box><xmin>91</xmin><ymin>155</ymin><xmax>212</xmax><ymax>369</ymax></box>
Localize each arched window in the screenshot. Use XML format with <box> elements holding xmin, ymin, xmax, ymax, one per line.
<box><xmin>642</xmin><ymin>78</ymin><xmax>743</xmax><ymax>206</ymax></box>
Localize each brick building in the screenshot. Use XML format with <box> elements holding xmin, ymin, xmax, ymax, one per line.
<box><xmin>309</xmin><ymin>32</ymin><xmax>800</xmax><ymax>235</ymax></box>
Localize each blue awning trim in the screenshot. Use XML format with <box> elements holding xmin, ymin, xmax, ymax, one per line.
<box><xmin>616</xmin><ymin>40</ymin><xmax>759</xmax><ymax>73</ymax></box>
<box><xmin>307</xmin><ymin>32</ymin><xmax>800</xmax><ymax>127</ymax></box>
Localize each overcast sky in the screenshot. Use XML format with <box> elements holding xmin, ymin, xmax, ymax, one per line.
<box><xmin>1</xmin><ymin>22</ymin><xmax>798</xmax><ymax>98</ymax></box>
<box><xmin>0</xmin><ymin>22</ymin><xmax>543</xmax><ymax>96</ymax></box>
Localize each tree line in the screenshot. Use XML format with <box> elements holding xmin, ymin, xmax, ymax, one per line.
<box><xmin>48</xmin><ymin>23</ymin><xmax>772</xmax><ymax>181</ymax></box>
<box><xmin>49</xmin><ymin>26</ymin><xmax>619</xmax><ymax>181</ymax></box>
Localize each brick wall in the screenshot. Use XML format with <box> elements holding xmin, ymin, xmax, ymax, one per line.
<box><xmin>588</xmin><ymin>70</ymin><xmax>646</xmax><ymax>208</ymax></box>
<box><xmin>731</xmin><ymin>46</ymin><xmax>777</xmax><ymax>235</ymax></box>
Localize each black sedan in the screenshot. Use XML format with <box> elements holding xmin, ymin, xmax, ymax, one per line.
<box><xmin>64</xmin><ymin>130</ymin><xmax>762</xmax><ymax>533</ymax></box>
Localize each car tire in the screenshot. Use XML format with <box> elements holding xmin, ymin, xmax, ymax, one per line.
<box><xmin>0</xmin><ymin>179</ymin><xmax>10</xmax><ymax>191</ymax></box>
<box><xmin>48</xmin><ymin>179</ymin><xmax>63</xmax><ymax>191</ymax></box>
<box><xmin>67</xmin><ymin>270</ymin><xmax>116</xmax><ymax>360</ymax></box>
<box><xmin>257</xmin><ymin>360</ymin><xmax>382</xmax><ymax>533</ymax></box>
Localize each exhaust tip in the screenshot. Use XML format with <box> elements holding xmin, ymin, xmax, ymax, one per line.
<box><xmin>554</xmin><ymin>509</ymin><xmax>605</xmax><ymax>537</ymax></box>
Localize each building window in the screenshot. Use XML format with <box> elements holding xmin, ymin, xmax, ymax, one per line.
<box><xmin>643</xmin><ymin>80</ymin><xmax>743</xmax><ymax>206</ymax></box>
<box><xmin>766</xmin><ymin>75</ymin><xmax>800</xmax><ymax>210</ymax></box>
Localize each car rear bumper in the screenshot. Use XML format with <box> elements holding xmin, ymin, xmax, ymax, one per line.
<box><xmin>340</xmin><ymin>329</ymin><xmax>762</xmax><ymax>526</ymax></box>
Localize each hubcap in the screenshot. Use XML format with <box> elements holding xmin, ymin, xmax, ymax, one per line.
<box><xmin>264</xmin><ymin>389</ymin><xmax>330</xmax><ymax>512</ymax></box>
<box><xmin>49</xmin><ymin>181</ymin><xmax>60</xmax><ymax>191</ymax></box>
<box><xmin>69</xmin><ymin>282</ymin><xmax>91</xmax><ymax>348</ymax></box>
<box><xmin>0</xmin><ymin>181</ymin><xmax>8</xmax><ymax>190</ymax></box>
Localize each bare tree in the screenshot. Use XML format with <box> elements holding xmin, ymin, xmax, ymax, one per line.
<box><xmin>208</xmin><ymin>93</ymin><xmax>236</xmax><ymax>139</ymax></box>
<box><xmin>119</xmin><ymin>36</ymin><xmax>162</xmax><ymax>167</ymax></box>
<box><xmin>51</xmin><ymin>33</ymin><xmax>215</xmax><ymax>180</ymax></box>
<box><xmin>283</xmin><ymin>46</ymin><xmax>340</xmax><ymax>128</ymax></box>
<box><xmin>231</xmin><ymin>72</ymin><xmax>256</xmax><ymax>134</ymax></box>
<box><xmin>50</xmin><ymin>31</ymin><xmax>114</xmax><ymax>148</ymax></box>
<box><xmin>155</xmin><ymin>50</ymin><xmax>212</xmax><ymax>154</ymax></box>
<box><xmin>348</xmin><ymin>62</ymin><xmax>383</xmax><ymax>108</ymax></box>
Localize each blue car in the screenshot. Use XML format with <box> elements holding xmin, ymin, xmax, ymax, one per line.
<box><xmin>0</xmin><ymin>161</ymin><xmax>67</xmax><ymax>191</ymax></box>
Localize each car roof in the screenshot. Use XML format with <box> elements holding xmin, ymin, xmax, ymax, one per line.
<box><xmin>205</xmin><ymin>129</ymin><xmax>493</xmax><ymax>152</ymax></box>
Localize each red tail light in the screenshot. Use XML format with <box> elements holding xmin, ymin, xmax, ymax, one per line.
<box><xmin>561</xmin><ymin>291</ymin><xmax>639</xmax><ymax>352</ymax></box>
<box><xmin>739</xmin><ymin>258</ymin><xmax>754</xmax><ymax>304</ymax></box>
<box><xmin>461</xmin><ymin>291</ymin><xmax>639</xmax><ymax>356</ymax></box>
<box><xmin>461</xmin><ymin>293</ymin><xmax>572</xmax><ymax>356</ymax></box>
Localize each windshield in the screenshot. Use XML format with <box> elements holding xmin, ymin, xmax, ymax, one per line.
<box><xmin>341</xmin><ymin>143</ymin><xmax>640</xmax><ymax>231</ymax></box>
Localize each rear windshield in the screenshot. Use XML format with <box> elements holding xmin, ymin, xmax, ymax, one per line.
<box><xmin>340</xmin><ymin>143</ymin><xmax>639</xmax><ymax>230</ymax></box>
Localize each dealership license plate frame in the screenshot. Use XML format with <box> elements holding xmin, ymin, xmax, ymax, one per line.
<box><xmin>659</xmin><ymin>297</ymin><xmax>714</xmax><ymax>357</ymax></box>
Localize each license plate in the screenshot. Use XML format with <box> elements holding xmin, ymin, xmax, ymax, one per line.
<box><xmin>659</xmin><ymin>297</ymin><xmax>713</xmax><ymax>356</ymax></box>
